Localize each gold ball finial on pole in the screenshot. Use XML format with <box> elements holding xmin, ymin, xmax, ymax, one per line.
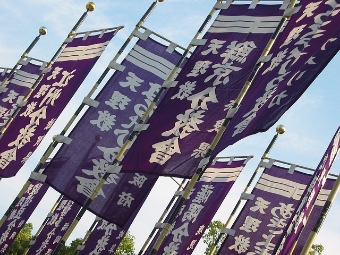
<box><xmin>158</xmin><ymin>0</ymin><xmax>165</xmax><ymax>2</ymax></box>
<box><xmin>276</xmin><ymin>124</ymin><xmax>286</xmax><ymax>134</ymax></box>
<box><xmin>39</xmin><ymin>26</ymin><xmax>48</xmax><ymax>35</ymax></box>
<box><xmin>86</xmin><ymin>2</ymin><xmax>96</xmax><ymax>11</ymax></box>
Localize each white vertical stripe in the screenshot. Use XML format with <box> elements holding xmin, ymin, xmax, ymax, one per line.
<box><xmin>11</xmin><ymin>70</ymin><xmax>39</xmax><ymax>88</ymax></box>
<box><xmin>200</xmin><ymin>166</ymin><xmax>243</xmax><ymax>183</ymax></box>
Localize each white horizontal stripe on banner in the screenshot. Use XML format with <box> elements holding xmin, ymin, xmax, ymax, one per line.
<box><xmin>11</xmin><ymin>71</ymin><xmax>39</xmax><ymax>88</ymax></box>
<box><xmin>209</xmin><ymin>15</ymin><xmax>281</xmax><ymax>34</ymax></box>
<box><xmin>256</xmin><ymin>173</ymin><xmax>307</xmax><ymax>200</ymax></box>
<box><xmin>315</xmin><ymin>189</ymin><xmax>331</xmax><ymax>206</ymax></box>
<box><xmin>133</xmin><ymin>44</ymin><xmax>177</xmax><ymax>71</ymax></box>
<box><xmin>129</xmin><ymin>49</ymin><xmax>173</xmax><ymax>78</ymax></box>
<box><xmin>57</xmin><ymin>41</ymin><xmax>109</xmax><ymax>61</ymax></box>
<box><xmin>200</xmin><ymin>166</ymin><xmax>243</xmax><ymax>183</ymax></box>
<box><xmin>126</xmin><ymin>55</ymin><xmax>169</xmax><ymax>80</ymax></box>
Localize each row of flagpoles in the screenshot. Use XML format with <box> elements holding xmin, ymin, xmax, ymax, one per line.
<box><xmin>0</xmin><ymin>0</ymin><xmax>339</xmax><ymax>254</ymax></box>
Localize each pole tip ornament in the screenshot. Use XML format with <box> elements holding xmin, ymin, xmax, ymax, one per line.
<box><xmin>276</xmin><ymin>124</ymin><xmax>286</xmax><ymax>134</ymax></box>
<box><xmin>158</xmin><ymin>0</ymin><xmax>165</xmax><ymax>2</ymax></box>
<box><xmin>86</xmin><ymin>2</ymin><xmax>95</xmax><ymax>11</ymax></box>
<box><xmin>39</xmin><ymin>26</ymin><xmax>48</xmax><ymax>35</ymax></box>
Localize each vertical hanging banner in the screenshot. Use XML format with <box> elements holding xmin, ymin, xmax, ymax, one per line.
<box><xmin>44</xmin><ymin>33</ymin><xmax>182</xmax><ymax>225</ymax></box>
<box><xmin>120</xmin><ymin>4</ymin><xmax>286</xmax><ymax>178</ymax></box>
<box><xmin>144</xmin><ymin>158</ymin><xmax>249</xmax><ymax>255</ymax></box>
<box><xmin>213</xmin><ymin>0</ymin><xmax>340</xmax><ymax>157</ymax></box>
<box><xmin>0</xmin><ymin>180</ymin><xmax>48</xmax><ymax>254</ymax></box>
<box><xmin>27</xmin><ymin>197</ymin><xmax>81</xmax><ymax>255</ymax></box>
<box><xmin>0</xmin><ymin>59</ymin><xmax>46</xmax><ymax>127</ymax></box>
<box><xmin>0</xmin><ymin>28</ymin><xmax>120</xmax><ymax>178</ymax></box>
<box><xmin>78</xmin><ymin>182</ymin><xmax>148</xmax><ymax>255</ymax></box>
<box><xmin>275</xmin><ymin>127</ymin><xmax>340</xmax><ymax>255</ymax></box>
<box><xmin>292</xmin><ymin>178</ymin><xmax>335</xmax><ymax>255</ymax></box>
<box><xmin>217</xmin><ymin>164</ymin><xmax>314</xmax><ymax>255</ymax></box>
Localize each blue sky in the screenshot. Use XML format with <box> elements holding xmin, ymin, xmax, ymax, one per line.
<box><xmin>0</xmin><ymin>0</ymin><xmax>339</xmax><ymax>254</ymax></box>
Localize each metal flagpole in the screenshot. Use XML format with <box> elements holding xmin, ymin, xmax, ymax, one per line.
<box><xmin>300</xmin><ymin>176</ymin><xmax>340</xmax><ymax>254</ymax></box>
<box><xmin>137</xmin><ymin>178</ymin><xmax>187</xmax><ymax>255</ymax></box>
<box><xmin>74</xmin><ymin>217</ymin><xmax>101</xmax><ymax>255</ymax></box>
<box><xmin>0</xmin><ymin>2</ymin><xmax>95</xmax><ymax>136</ymax></box>
<box><xmin>0</xmin><ymin>2</ymin><xmax>95</xmax><ymax>227</ymax></box>
<box><xmin>51</xmin><ymin>0</ymin><xmax>224</xmax><ymax>253</ymax></box>
<box><xmin>0</xmin><ymin>27</ymin><xmax>47</xmax><ymax>88</ymax></box>
<box><xmin>148</xmin><ymin>1</ymin><xmax>298</xmax><ymax>253</ymax></box>
<box><xmin>49</xmin><ymin>1</ymin><xmax>167</xmax><ymax>253</ymax></box>
<box><xmin>207</xmin><ymin>125</ymin><xmax>285</xmax><ymax>255</ymax></box>
<box><xmin>22</xmin><ymin>195</ymin><xmax>64</xmax><ymax>255</ymax></box>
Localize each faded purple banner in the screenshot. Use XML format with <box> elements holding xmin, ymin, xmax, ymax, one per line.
<box><xmin>214</xmin><ymin>0</ymin><xmax>340</xmax><ymax>157</ymax></box>
<box><xmin>120</xmin><ymin>4</ymin><xmax>285</xmax><ymax>178</ymax></box>
<box><xmin>0</xmin><ymin>61</ymin><xmax>44</xmax><ymax>127</ymax></box>
<box><xmin>217</xmin><ymin>164</ymin><xmax>314</xmax><ymax>255</ymax></box>
<box><xmin>0</xmin><ymin>180</ymin><xmax>48</xmax><ymax>254</ymax></box>
<box><xmin>275</xmin><ymin>127</ymin><xmax>340</xmax><ymax>255</ymax></box>
<box><xmin>292</xmin><ymin>178</ymin><xmax>335</xmax><ymax>255</ymax></box>
<box><xmin>27</xmin><ymin>197</ymin><xmax>80</xmax><ymax>255</ymax></box>
<box><xmin>0</xmin><ymin>29</ymin><xmax>118</xmax><ymax>178</ymax></box>
<box><xmin>145</xmin><ymin>158</ymin><xmax>248</xmax><ymax>255</ymax></box>
<box><xmin>44</xmin><ymin>36</ymin><xmax>182</xmax><ymax>225</ymax></box>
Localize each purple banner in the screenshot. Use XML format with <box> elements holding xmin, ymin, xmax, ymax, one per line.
<box><xmin>44</xmin><ymin>36</ymin><xmax>182</xmax><ymax>225</ymax></box>
<box><xmin>292</xmin><ymin>178</ymin><xmax>335</xmax><ymax>255</ymax></box>
<box><xmin>27</xmin><ymin>197</ymin><xmax>81</xmax><ymax>255</ymax></box>
<box><xmin>0</xmin><ymin>61</ymin><xmax>44</xmax><ymax>127</ymax></box>
<box><xmin>0</xmin><ymin>69</ymin><xmax>10</xmax><ymax>83</ymax></box>
<box><xmin>275</xmin><ymin>127</ymin><xmax>340</xmax><ymax>255</ymax></box>
<box><xmin>0</xmin><ymin>180</ymin><xmax>48</xmax><ymax>254</ymax></box>
<box><xmin>217</xmin><ymin>164</ymin><xmax>314</xmax><ymax>255</ymax></box>
<box><xmin>79</xmin><ymin>180</ymin><xmax>147</xmax><ymax>255</ymax></box>
<box><xmin>120</xmin><ymin>4</ymin><xmax>285</xmax><ymax>178</ymax></box>
<box><xmin>0</xmin><ymin>29</ymin><xmax>118</xmax><ymax>178</ymax></box>
<box><xmin>145</xmin><ymin>158</ymin><xmax>248</xmax><ymax>255</ymax></box>
<box><xmin>214</xmin><ymin>0</ymin><xmax>340</xmax><ymax>157</ymax></box>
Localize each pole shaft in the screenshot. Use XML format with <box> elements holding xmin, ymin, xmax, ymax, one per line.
<box><xmin>149</xmin><ymin>0</ymin><xmax>297</xmax><ymax>252</ymax></box>
<box><xmin>50</xmin><ymin>2</ymin><xmax>162</xmax><ymax>254</ymax></box>
<box><xmin>300</xmin><ymin>174</ymin><xmax>340</xmax><ymax>255</ymax></box>
<box><xmin>138</xmin><ymin>179</ymin><xmax>187</xmax><ymax>255</ymax></box>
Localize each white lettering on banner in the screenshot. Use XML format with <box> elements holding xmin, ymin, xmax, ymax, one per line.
<box><xmin>201</xmin><ymin>39</ymin><xmax>226</xmax><ymax>55</ymax></box>
<box><xmin>89</xmin><ymin>220</ymin><xmax>118</xmax><ymax>255</ymax></box>
<box><xmin>150</xmin><ymin>39</ymin><xmax>256</xmax><ymax>165</ymax></box>
<box><xmin>0</xmin><ymin>66</ymin><xmax>76</xmax><ymax>169</ymax></box>
<box><xmin>119</xmin><ymin>72</ymin><xmax>144</xmax><ymax>92</ymax></box>
<box><xmin>0</xmin><ymin>183</ymin><xmax>43</xmax><ymax>249</ymax></box>
<box><xmin>162</xmin><ymin>184</ymin><xmax>214</xmax><ymax>254</ymax></box>
<box><xmin>76</xmin><ymin>146</ymin><xmax>120</xmax><ymax>198</ymax></box>
<box><xmin>227</xmin><ymin>193</ymin><xmax>295</xmax><ymax>255</ymax></box>
<box><xmin>232</xmin><ymin>0</ymin><xmax>338</xmax><ymax>137</ymax></box>
<box><xmin>128</xmin><ymin>173</ymin><xmax>147</xmax><ymax>188</ymax></box>
<box><xmin>34</xmin><ymin>200</ymin><xmax>74</xmax><ymax>254</ymax></box>
<box><xmin>0</xmin><ymin>95</ymin><xmax>24</xmax><ymax>128</ymax></box>
<box><xmin>90</xmin><ymin>110</ymin><xmax>116</xmax><ymax>131</ymax></box>
<box><xmin>105</xmin><ymin>91</ymin><xmax>131</xmax><ymax>110</ymax></box>
<box><xmin>2</xmin><ymin>90</ymin><xmax>19</xmax><ymax>103</ymax></box>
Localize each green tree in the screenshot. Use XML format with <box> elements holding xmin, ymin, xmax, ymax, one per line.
<box><xmin>309</xmin><ymin>244</ymin><xmax>324</xmax><ymax>255</ymax></box>
<box><xmin>59</xmin><ymin>238</ymin><xmax>83</xmax><ymax>255</ymax></box>
<box><xmin>202</xmin><ymin>220</ymin><xmax>224</xmax><ymax>255</ymax></box>
<box><xmin>115</xmin><ymin>231</ymin><xmax>135</xmax><ymax>255</ymax></box>
<box><xmin>6</xmin><ymin>223</ymin><xmax>33</xmax><ymax>255</ymax></box>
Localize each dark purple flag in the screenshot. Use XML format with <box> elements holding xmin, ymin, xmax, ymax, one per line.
<box><xmin>213</xmin><ymin>1</ymin><xmax>340</xmax><ymax>157</ymax></box>
<box><xmin>145</xmin><ymin>158</ymin><xmax>248</xmax><ymax>255</ymax></box>
<box><xmin>44</xmin><ymin>36</ymin><xmax>182</xmax><ymax>225</ymax></box>
<box><xmin>0</xmin><ymin>180</ymin><xmax>48</xmax><ymax>254</ymax></box>
<box><xmin>292</xmin><ymin>178</ymin><xmax>336</xmax><ymax>255</ymax></box>
<box><xmin>78</xmin><ymin>178</ymin><xmax>149</xmax><ymax>255</ymax></box>
<box><xmin>217</xmin><ymin>164</ymin><xmax>314</xmax><ymax>255</ymax></box>
<box><xmin>27</xmin><ymin>197</ymin><xmax>81</xmax><ymax>255</ymax></box>
<box><xmin>275</xmin><ymin>127</ymin><xmax>340</xmax><ymax>255</ymax></box>
<box><xmin>0</xmin><ymin>60</ymin><xmax>45</xmax><ymax>127</ymax></box>
<box><xmin>0</xmin><ymin>29</ymin><xmax>118</xmax><ymax>178</ymax></box>
<box><xmin>120</xmin><ymin>4</ymin><xmax>285</xmax><ymax>178</ymax></box>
